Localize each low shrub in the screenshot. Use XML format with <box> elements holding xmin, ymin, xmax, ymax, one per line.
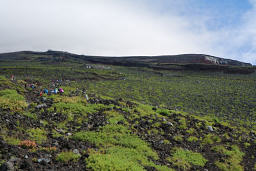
<box><xmin>19</xmin><ymin>140</ymin><xmax>37</xmax><ymax>148</ymax></box>
<box><xmin>27</xmin><ymin>128</ymin><xmax>47</xmax><ymax>144</ymax></box>
<box><xmin>168</xmin><ymin>147</ymin><xmax>207</xmax><ymax>170</ymax></box>
<box><xmin>0</xmin><ymin>89</ymin><xmax>28</xmax><ymax>112</ymax></box>
<box><xmin>56</xmin><ymin>151</ymin><xmax>81</xmax><ymax>162</ymax></box>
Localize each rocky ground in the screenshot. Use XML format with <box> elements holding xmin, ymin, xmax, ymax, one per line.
<box><xmin>0</xmin><ymin>76</ymin><xmax>256</xmax><ymax>171</ymax></box>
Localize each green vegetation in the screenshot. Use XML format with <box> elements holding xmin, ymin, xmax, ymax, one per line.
<box><xmin>27</xmin><ymin>128</ymin><xmax>47</xmax><ymax>144</ymax></box>
<box><xmin>73</xmin><ymin>125</ymin><xmax>157</xmax><ymax>158</ymax></box>
<box><xmin>202</xmin><ymin>134</ymin><xmax>221</xmax><ymax>145</ymax></box>
<box><xmin>173</xmin><ymin>135</ymin><xmax>183</xmax><ymax>141</ymax></box>
<box><xmin>178</xmin><ymin>117</ymin><xmax>187</xmax><ymax>129</ymax></box>
<box><xmin>168</xmin><ymin>148</ymin><xmax>207</xmax><ymax>170</ymax></box>
<box><xmin>3</xmin><ymin>136</ymin><xmax>21</xmax><ymax>145</ymax></box>
<box><xmin>86</xmin><ymin>147</ymin><xmax>171</xmax><ymax>171</ymax></box>
<box><xmin>22</xmin><ymin>112</ymin><xmax>37</xmax><ymax>119</ymax></box>
<box><xmin>0</xmin><ymin>53</ymin><xmax>255</xmax><ymax>170</ymax></box>
<box><xmin>0</xmin><ymin>89</ymin><xmax>28</xmax><ymax>112</ymax></box>
<box><xmin>56</xmin><ymin>151</ymin><xmax>81</xmax><ymax>162</ymax></box>
<box><xmin>187</xmin><ymin>136</ymin><xmax>198</xmax><ymax>142</ymax></box>
<box><xmin>212</xmin><ymin>145</ymin><xmax>244</xmax><ymax>171</ymax></box>
<box><xmin>73</xmin><ymin>114</ymin><xmax>170</xmax><ymax>170</ymax></box>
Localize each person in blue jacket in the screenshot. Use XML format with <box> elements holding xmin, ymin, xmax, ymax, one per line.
<box><xmin>54</xmin><ymin>88</ymin><xmax>58</xmax><ymax>94</ymax></box>
<box><xmin>43</xmin><ymin>88</ymin><xmax>48</xmax><ymax>94</ymax></box>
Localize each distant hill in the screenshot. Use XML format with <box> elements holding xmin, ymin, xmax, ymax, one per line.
<box><xmin>0</xmin><ymin>50</ymin><xmax>254</xmax><ymax>74</ymax></box>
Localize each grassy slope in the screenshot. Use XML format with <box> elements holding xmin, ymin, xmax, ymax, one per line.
<box><xmin>0</xmin><ymin>55</ymin><xmax>256</xmax><ymax>170</ymax></box>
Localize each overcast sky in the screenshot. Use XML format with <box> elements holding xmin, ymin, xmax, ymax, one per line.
<box><xmin>0</xmin><ymin>0</ymin><xmax>255</xmax><ymax>64</ymax></box>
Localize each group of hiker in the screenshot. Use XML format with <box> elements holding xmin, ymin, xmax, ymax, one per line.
<box><xmin>10</xmin><ymin>74</ymin><xmax>90</xmax><ymax>100</ymax></box>
<box><xmin>25</xmin><ymin>83</ymin><xmax>37</xmax><ymax>89</ymax></box>
<box><xmin>39</xmin><ymin>88</ymin><xmax>64</xmax><ymax>96</ymax></box>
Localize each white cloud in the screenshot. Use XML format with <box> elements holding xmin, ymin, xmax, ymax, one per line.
<box><xmin>0</xmin><ymin>0</ymin><xmax>255</xmax><ymax>64</ymax></box>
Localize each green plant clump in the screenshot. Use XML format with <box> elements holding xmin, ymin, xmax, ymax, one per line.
<box><xmin>27</xmin><ymin>128</ymin><xmax>47</xmax><ymax>144</ymax></box>
<box><xmin>73</xmin><ymin>122</ymin><xmax>170</xmax><ymax>170</ymax></box>
<box><xmin>187</xmin><ymin>136</ymin><xmax>199</xmax><ymax>142</ymax></box>
<box><xmin>202</xmin><ymin>134</ymin><xmax>221</xmax><ymax>145</ymax></box>
<box><xmin>212</xmin><ymin>145</ymin><xmax>244</xmax><ymax>171</ymax></box>
<box><xmin>0</xmin><ymin>89</ymin><xmax>28</xmax><ymax>112</ymax></box>
<box><xmin>56</xmin><ymin>151</ymin><xmax>81</xmax><ymax>162</ymax></box>
<box><xmin>3</xmin><ymin>136</ymin><xmax>21</xmax><ymax>145</ymax></box>
<box><xmin>168</xmin><ymin>147</ymin><xmax>207</xmax><ymax>170</ymax></box>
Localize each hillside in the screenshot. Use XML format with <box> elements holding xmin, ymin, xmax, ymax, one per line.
<box><xmin>0</xmin><ymin>75</ymin><xmax>255</xmax><ymax>170</ymax></box>
<box><xmin>0</xmin><ymin>51</ymin><xmax>256</xmax><ymax>170</ymax></box>
<box><xmin>0</xmin><ymin>51</ymin><xmax>255</xmax><ymax>74</ymax></box>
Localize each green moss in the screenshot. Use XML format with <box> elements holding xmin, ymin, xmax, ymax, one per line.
<box><xmin>49</xmin><ymin>102</ymin><xmax>110</xmax><ymax>116</ymax></box>
<box><xmin>23</xmin><ymin>112</ymin><xmax>37</xmax><ymax>119</ymax></box>
<box><xmin>186</xmin><ymin>128</ymin><xmax>195</xmax><ymax>134</ymax></box>
<box><xmin>52</xmin><ymin>129</ymin><xmax>62</xmax><ymax>138</ymax></box>
<box><xmin>153</xmin><ymin>122</ymin><xmax>161</xmax><ymax>127</ymax></box>
<box><xmin>86</xmin><ymin>148</ymin><xmax>145</xmax><ymax>171</ymax></box>
<box><xmin>73</xmin><ymin>123</ymin><xmax>163</xmax><ymax>170</ymax></box>
<box><xmin>0</xmin><ymin>89</ymin><xmax>28</xmax><ymax>112</ymax></box>
<box><xmin>3</xmin><ymin>136</ymin><xmax>21</xmax><ymax>145</ymax></box>
<box><xmin>27</xmin><ymin>128</ymin><xmax>47</xmax><ymax>144</ymax></box>
<box><xmin>157</xmin><ymin>108</ymin><xmax>169</xmax><ymax>116</ymax></box>
<box><xmin>202</xmin><ymin>134</ymin><xmax>221</xmax><ymax>145</ymax></box>
<box><xmin>168</xmin><ymin>148</ymin><xmax>207</xmax><ymax>170</ymax></box>
<box><xmin>178</xmin><ymin>117</ymin><xmax>187</xmax><ymax>129</ymax></box>
<box><xmin>40</xmin><ymin>120</ymin><xmax>48</xmax><ymax>126</ymax></box>
<box><xmin>212</xmin><ymin>145</ymin><xmax>244</xmax><ymax>171</ymax></box>
<box><xmin>148</xmin><ymin>128</ymin><xmax>159</xmax><ymax>135</ymax></box>
<box><xmin>173</xmin><ymin>135</ymin><xmax>183</xmax><ymax>142</ymax></box>
<box><xmin>48</xmin><ymin>102</ymin><xmax>88</xmax><ymax>115</ymax></box>
<box><xmin>163</xmin><ymin>139</ymin><xmax>170</xmax><ymax>144</ymax></box>
<box><xmin>73</xmin><ymin>125</ymin><xmax>157</xmax><ymax>158</ymax></box>
<box><xmin>52</xmin><ymin>95</ymin><xmax>86</xmax><ymax>104</ymax></box>
<box><xmin>104</xmin><ymin>110</ymin><xmax>128</xmax><ymax>125</ymax></box>
<box><xmin>187</xmin><ymin>136</ymin><xmax>198</xmax><ymax>142</ymax></box>
<box><xmin>244</xmin><ymin>142</ymin><xmax>250</xmax><ymax>148</ymax></box>
<box><xmin>56</xmin><ymin>151</ymin><xmax>81</xmax><ymax>162</ymax></box>
<box><xmin>87</xmin><ymin>147</ymin><xmax>172</xmax><ymax>171</ymax></box>
<box><xmin>135</xmin><ymin>103</ymin><xmax>154</xmax><ymax>117</ymax></box>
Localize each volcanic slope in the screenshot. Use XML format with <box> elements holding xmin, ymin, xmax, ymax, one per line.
<box><xmin>0</xmin><ymin>75</ymin><xmax>256</xmax><ymax>170</ymax></box>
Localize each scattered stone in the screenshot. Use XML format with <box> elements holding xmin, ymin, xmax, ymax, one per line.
<box><xmin>67</xmin><ymin>133</ymin><xmax>72</xmax><ymax>136</ymax></box>
<box><xmin>73</xmin><ymin>149</ymin><xmax>80</xmax><ymax>154</ymax></box>
<box><xmin>207</xmin><ymin>126</ymin><xmax>214</xmax><ymax>132</ymax></box>
<box><xmin>162</xmin><ymin>118</ymin><xmax>167</xmax><ymax>122</ymax></box>
<box><xmin>24</xmin><ymin>155</ymin><xmax>28</xmax><ymax>159</ymax></box>
<box><xmin>36</xmin><ymin>103</ymin><xmax>47</xmax><ymax>109</ymax></box>
<box><xmin>37</xmin><ymin>158</ymin><xmax>51</xmax><ymax>164</ymax></box>
<box><xmin>53</xmin><ymin>141</ymin><xmax>59</xmax><ymax>146</ymax></box>
<box><xmin>167</xmin><ymin>122</ymin><xmax>173</xmax><ymax>126</ymax></box>
<box><xmin>85</xmin><ymin>94</ymin><xmax>89</xmax><ymax>101</ymax></box>
<box><xmin>45</xmin><ymin>154</ymin><xmax>52</xmax><ymax>158</ymax></box>
<box><xmin>87</xmin><ymin>124</ymin><xmax>93</xmax><ymax>129</ymax></box>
